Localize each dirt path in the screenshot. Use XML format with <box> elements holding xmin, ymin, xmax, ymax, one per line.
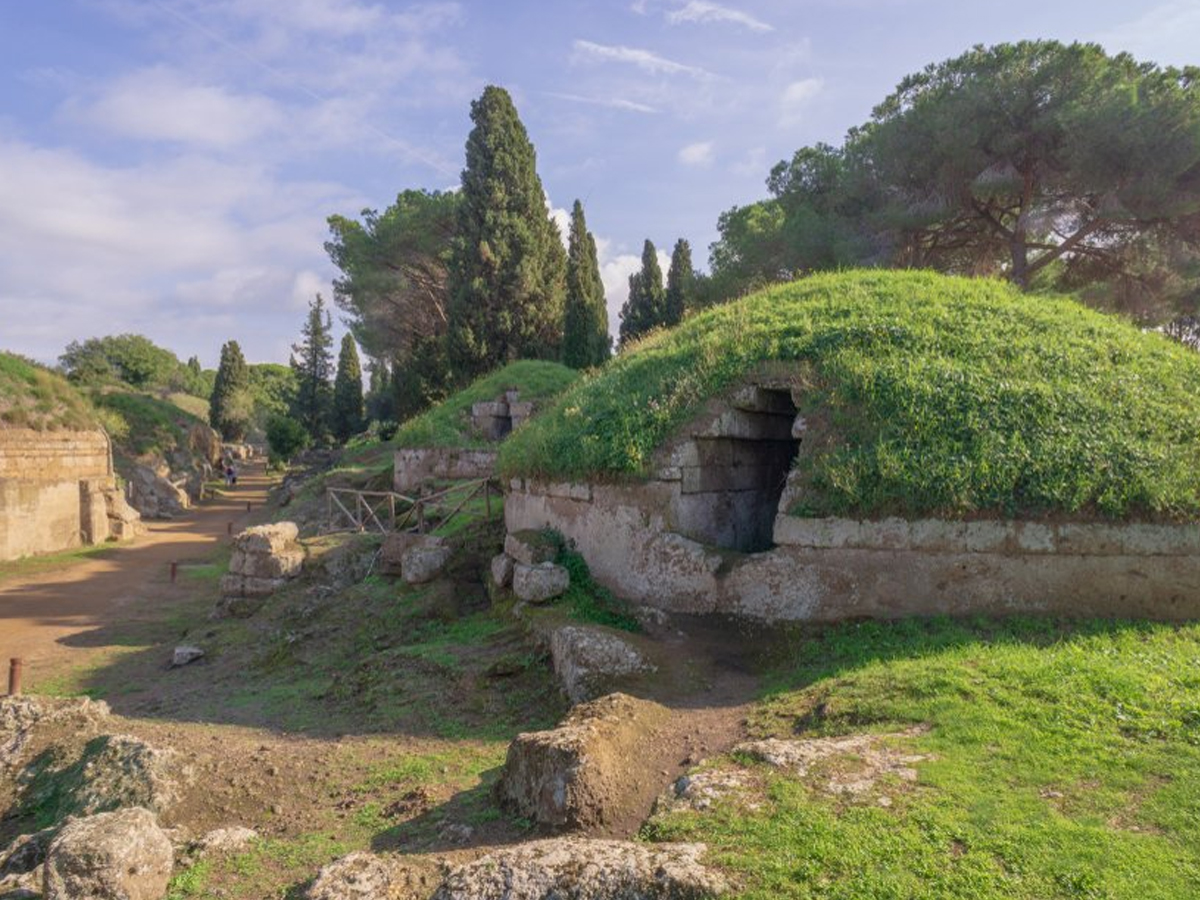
<box><xmin>0</xmin><ymin>461</ymin><xmax>272</xmax><ymax>685</ymax></box>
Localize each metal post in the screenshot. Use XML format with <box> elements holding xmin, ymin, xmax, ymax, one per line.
<box><xmin>246</xmin><ymin>501</ymin><xmax>252</xmax><ymax>512</ymax></box>
<box><xmin>227</xmin><ymin>522</ymin><xmax>233</xmax><ymax>536</ymax></box>
<box><xmin>170</xmin><ymin>561</ymin><xmax>177</xmax><ymax>583</ymax></box>
<box><xmin>8</xmin><ymin>659</ymin><xmax>22</xmax><ymax>696</ymax></box>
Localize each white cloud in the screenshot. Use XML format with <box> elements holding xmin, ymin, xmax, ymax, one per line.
<box><xmin>597</xmin><ymin>238</ymin><xmax>673</xmax><ymax>343</ymax></box>
<box><xmin>779</xmin><ymin>77</ymin><xmax>824</xmax><ymax>126</ymax></box>
<box><xmin>572</xmin><ymin>40</ymin><xmax>711</xmax><ymax>78</ymax></box>
<box><xmin>66</xmin><ymin>65</ymin><xmax>283</xmax><ymax>149</ymax></box>
<box><xmin>678</xmin><ymin>141</ymin><xmax>715</xmax><ymax>167</ymax></box>
<box><xmin>666</xmin><ymin>1</ymin><xmax>773</xmax><ymax>32</ymax></box>
<box><xmin>545</xmin><ymin>92</ymin><xmax>659</xmax><ymax>114</ymax></box>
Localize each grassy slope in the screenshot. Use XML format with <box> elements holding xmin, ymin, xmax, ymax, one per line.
<box><xmin>646</xmin><ymin>617</ymin><xmax>1200</xmax><ymax>899</ymax></box>
<box><xmin>499</xmin><ymin>271</ymin><xmax>1200</xmax><ymax>520</ymax></box>
<box><xmin>94</xmin><ymin>390</ymin><xmax>206</xmax><ymax>459</ymax></box>
<box><xmin>0</xmin><ymin>352</ymin><xmax>98</xmax><ymax>431</ymax></box>
<box><xmin>394</xmin><ymin>360</ymin><xmax>580</xmax><ymax>450</ymax></box>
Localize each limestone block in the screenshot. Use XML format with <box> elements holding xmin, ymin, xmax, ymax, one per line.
<box><xmin>491</xmin><ymin>553</ymin><xmax>514</xmax><ymax>588</ymax></box>
<box><xmin>495</xmin><ymin>693</ymin><xmax>670</xmax><ymax>828</ymax></box>
<box><xmin>229</xmin><ymin>548</ymin><xmax>304</xmax><ymax>579</ymax></box>
<box><xmin>550</xmin><ymin>625</ymin><xmax>655</xmax><ymax>703</ymax></box>
<box><xmin>44</xmin><ymin>807</ymin><xmax>173</xmax><ymax>900</ymax></box>
<box><xmin>401</xmin><ymin>542</ymin><xmax>452</xmax><ymax>584</ymax></box>
<box><xmin>472</xmin><ymin>401</ymin><xmax>510</xmax><ymax>418</ymax></box>
<box><xmin>508</xmin><ymin>401</ymin><xmax>535</xmax><ymax>428</ymax></box>
<box><xmin>308</xmin><ymin>851</ymin><xmax>436</xmax><ymax>900</ymax></box>
<box><xmin>504</xmin><ymin>530</ymin><xmax>558</xmax><ymax>565</ymax></box>
<box><xmin>219</xmin><ymin>574</ymin><xmax>286</xmax><ymax>600</ymax></box>
<box><xmin>234</xmin><ymin>522</ymin><xmax>300</xmax><ymax>555</ymax></box>
<box><xmin>171</xmin><ymin>646</ymin><xmax>204</xmax><ymax>667</ymax></box>
<box><xmin>512</xmin><ymin>562</ymin><xmax>570</xmax><ymax>603</ymax></box>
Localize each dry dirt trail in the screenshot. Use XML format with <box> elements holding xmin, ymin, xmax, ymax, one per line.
<box><xmin>0</xmin><ymin>461</ymin><xmax>272</xmax><ymax>687</ymax></box>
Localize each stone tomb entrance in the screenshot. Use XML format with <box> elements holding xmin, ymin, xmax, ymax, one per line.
<box><xmin>663</xmin><ymin>385</ymin><xmax>801</xmax><ymax>552</ymax></box>
<box><xmin>471</xmin><ymin>390</ymin><xmax>535</xmax><ymax>442</ymax></box>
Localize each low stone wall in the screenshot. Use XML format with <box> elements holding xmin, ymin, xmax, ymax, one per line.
<box><xmin>0</xmin><ymin>428</ymin><xmax>140</xmax><ymax>560</ymax></box>
<box><xmin>505</xmin><ymin>479</ymin><xmax>1200</xmax><ymax>622</ymax></box>
<box><xmin>394</xmin><ymin>448</ymin><xmax>497</xmax><ymax>493</ymax></box>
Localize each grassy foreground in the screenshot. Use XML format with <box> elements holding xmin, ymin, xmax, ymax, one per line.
<box><xmin>646</xmin><ymin>616</ymin><xmax>1200</xmax><ymax>899</ymax></box>
<box><xmin>499</xmin><ymin>270</ymin><xmax>1200</xmax><ymax>520</ymax></box>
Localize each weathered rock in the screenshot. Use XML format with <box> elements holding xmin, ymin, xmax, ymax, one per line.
<box><xmin>0</xmin><ymin>827</ymin><xmax>55</xmax><ymax>896</ymax></box>
<box><xmin>496</xmin><ymin>693</ymin><xmax>670</xmax><ymax>828</ymax></box>
<box><xmin>504</xmin><ymin>530</ymin><xmax>558</xmax><ymax>566</ymax></box>
<box><xmin>128</xmin><ymin>463</ymin><xmax>190</xmax><ymax>519</ymax></box>
<box><xmin>190</xmin><ymin>826</ymin><xmax>258</xmax><ymax>858</ymax></box>
<box><xmin>490</xmin><ymin>553</ymin><xmax>514</xmax><ymax>588</ymax></box>
<box><xmin>219</xmin><ymin>573</ymin><xmax>287</xmax><ymax>600</ymax></box>
<box><xmin>229</xmin><ymin>547</ymin><xmax>305</xmax><ymax>579</ymax></box>
<box><xmin>512</xmin><ymin>562</ymin><xmax>570</xmax><ymax>603</ymax></box>
<box><xmin>550</xmin><ymin>625</ymin><xmax>655</xmax><ymax>703</ymax></box>
<box><xmin>43</xmin><ymin>807</ymin><xmax>173</xmax><ymax>900</ymax></box>
<box><xmin>655</xmin><ymin>769</ymin><xmax>757</xmax><ymax>815</ymax></box>
<box><xmin>433</xmin><ymin>837</ymin><xmax>727</xmax><ymax>899</ymax></box>
<box><xmin>0</xmin><ymin>696</ymin><xmax>111</xmax><ymax>771</ymax></box>
<box><xmin>188</xmin><ymin>423</ymin><xmax>223</xmax><ymax>467</ymax></box>
<box><xmin>171</xmin><ymin>646</ymin><xmax>204</xmax><ymax>667</ymax></box>
<box><xmin>307</xmin><ymin>851</ymin><xmax>437</xmax><ymax>900</ymax></box>
<box><xmin>379</xmin><ymin>532</ymin><xmax>443</xmax><ymax>576</ymax></box>
<box><xmin>402</xmin><ymin>542</ymin><xmax>452</xmax><ymax>585</ymax></box>
<box><xmin>235</xmin><ymin>522</ymin><xmax>300</xmax><ymax>555</ymax></box>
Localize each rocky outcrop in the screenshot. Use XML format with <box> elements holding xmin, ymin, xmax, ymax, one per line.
<box><xmin>0</xmin><ymin>828</ymin><xmax>55</xmax><ymax>896</ymax></box>
<box><xmin>512</xmin><ymin>562</ymin><xmax>570</xmax><ymax>603</ymax></box>
<box><xmin>490</xmin><ymin>552</ymin><xmax>514</xmax><ymax>588</ymax></box>
<box><xmin>0</xmin><ymin>696</ymin><xmax>111</xmax><ymax>772</ymax></box>
<box><xmin>496</xmin><ymin>693</ymin><xmax>670</xmax><ymax>828</ymax></box>
<box><xmin>550</xmin><ymin>625</ymin><xmax>655</xmax><ymax>703</ymax></box>
<box><xmin>217</xmin><ymin>522</ymin><xmax>304</xmax><ymax>617</ymax></box>
<box><xmin>188</xmin><ymin>424</ymin><xmax>223</xmax><ymax>467</ymax></box>
<box><xmin>504</xmin><ymin>530</ymin><xmax>558</xmax><ymax>565</ymax></box>
<box><xmin>43</xmin><ymin>807</ymin><xmax>173</xmax><ymax>900</ymax></box>
<box><xmin>308</xmin><ymin>851</ymin><xmax>438</xmax><ymax>900</ymax></box>
<box><xmin>379</xmin><ymin>532</ymin><xmax>451</xmax><ymax>584</ymax></box>
<box><xmin>127</xmin><ymin>462</ymin><xmax>191</xmax><ymax>519</ymax></box>
<box><xmin>433</xmin><ymin>838</ymin><xmax>727</xmax><ymax>899</ymax></box>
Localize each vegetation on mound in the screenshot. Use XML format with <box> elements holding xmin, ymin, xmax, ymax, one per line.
<box><xmin>393</xmin><ymin>359</ymin><xmax>579</xmax><ymax>450</ymax></box>
<box><xmin>500</xmin><ymin>270</ymin><xmax>1200</xmax><ymax>519</ymax></box>
<box><xmin>0</xmin><ymin>352</ymin><xmax>99</xmax><ymax>431</ymax></box>
<box><xmin>94</xmin><ymin>390</ymin><xmax>206</xmax><ymax>459</ymax></box>
<box><xmin>646</xmin><ymin>616</ymin><xmax>1200</xmax><ymax>899</ymax></box>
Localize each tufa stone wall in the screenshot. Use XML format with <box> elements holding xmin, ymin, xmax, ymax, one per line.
<box><xmin>394</xmin><ymin>448</ymin><xmax>498</xmax><ymax>494</ymax></box>
<box><xmin>0</xmin><ymin>429</ymin><xmax>142</xmax><ymax>561</ymax></box>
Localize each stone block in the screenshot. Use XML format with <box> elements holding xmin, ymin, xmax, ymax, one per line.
<box><xmin>219</xmin><ymin>574</ymin><xmax>286</xmax><ymax>600</ymax></box>
<box><xmin>513</xmin><ymin>562</ymin><xmax>570</xmax><ymax>603</ymax></box>
<box><xmin>401</xmin><ymin>542</ymin><xmax>452</xmax><ymax>584</ymax></box>
<box><xmin>44</xmin><ymin>807</ymin><xmax>173</xmax><ymax>900</ymax></box>
<box><xmin>472</xmin><ymin>401</ymin><xmax>510</xmax><ymax>418</ymax></box>
<box><xmin>551</xmin><ymin>625</ymin><xmax>655</xmax><ymax>703</ymax></box>
<box><xmin>229</xmin><ymin>548</ymin><xmax>304</xmax><ymax>579</ymax></box>
<box><xmin>490</xmin><ymin>553</ymin><xmax>514</xmax><ymax>588</ymax></box>
<box><xmin>234</xmin><ymin>522</ymin><xmax>299</xmax><ymax>555</ymax></box>
<box><xmin>505</xmin><ymin>530</ymin><xmax>558</xmax><ymax>565</ymax></box>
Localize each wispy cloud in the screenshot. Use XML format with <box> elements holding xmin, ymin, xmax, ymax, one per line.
<box><xmin>572</xmin><ymin>39</ymin><xmax>711</xmax><ymax>78</ymax></box>
<box><xmin>779</xmin><ymin>77</ymin><xmax>824</xmax><ymax>126</ymax></box>
<box><xmin>545</xmin><ymin>92</ymin><xmax>659</xmax><ymax>114</ymax></box>
<box><xmin>666</xmin><ymin>1</ymin><xmax>773</xmax><ymax>32</ymax></box>
<box><xmin>678</xmin><ymin>141</ymin><xmax>715</xmax><ymax>167</ymax></box>
<box><xmin>1091</xmin><ymin>1</ymin><xmax>1200</xmax><ymax>66</ymax></box>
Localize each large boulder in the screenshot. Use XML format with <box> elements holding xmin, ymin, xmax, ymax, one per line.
<box><xmin>550</xmin><ymin>625</ymin><xmax>655</xmax><ymax>703</ymax></box>
<box><xmin>43</xmin><ymin>807</ymin><xmax>173</xmax><ymax>900</ymax></box>
<box><xmin>433</xmin><ymin>838</ymin><xmax>727</xmax><ymax>899</ymax></box>
<box><xmin>512</xmin><ymin>562</ymin><xmax>570</xmax><ymax>603</ymax></box>
<box><xmin>218</xmin><ymin>523</ymin><xmax>303</xmax><ymax>617</ymax></box>
<box><xmin>228</xmin><ymin>547</ymin><xmax>304</xmax><ymax>580</ymax></box>
<box><xmin>127</xmin><ymin>463</ymin><xmax>190</xmax><ymax>519</ymax></box>
<box><xmin>402</xmin><ymin>542</ymin><xmax>452</xmax><ymax>585</ymax></box>
<box><xmin>188</xmin><ymin>423</ymin><xmax>223</xmax><ymax>467</ymax></box>
<box><xmin>0</xmin><ymin>828</ymin><xmax>55</xmax><ymax>896</ymax></box>
<box><xmin>0</xmin><ymin>696</ymin><xmax>111</xmax><ymax>771</ymax></box>
<box><xmin>504</xmin><ymin>530</ymin><xmax>558</xmax><ymax>565</ymax></box>
<box><xmin>308</xmin><ymin>851</ymin><xmax>438</xmax><ymax>900</ymax></box>
<box><xmin>235</xmin><ymin>522</ymin><xmax>300</xmax><ymax>555</ymax></box>
<box><xmin>496</xmin><ymin>693</ymin><xmax>670</xmax><ymax>828</ymax></box>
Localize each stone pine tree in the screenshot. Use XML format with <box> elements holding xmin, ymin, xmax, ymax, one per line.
<box><xmin>209</xmin><ymin>341</ymin><xmax>250</xmax><ymax>441</ymax></box>
<box><xmin>562</xmin><ymin>200</ymin><xmax>611</xmax><ymax>369</ymax></box>
<box><xmin>447</xmin><ymin>85</ymin><xmax>567</xmax><ymax>382</ymax></box>
<box><xmin>330</xmin><ymin>334</ymin><xmax>364</xmax><ymax>443</ymax></box>
<box><xmin>291</xmin><ymin>294</ymin><xmax>335</xmax><ymax>443</ymax></box>
<box><xmin>664</xmin><ymin>239</ymin><xmax>694</xmax><ymax>327</ymax></box>
<box><xmin>618</xmin><ymin>240</ymin><xmax>666</xmax><ymax>347</ymax></box>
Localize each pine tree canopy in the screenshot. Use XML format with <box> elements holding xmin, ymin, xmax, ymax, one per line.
<box><xmin>331</xmin><ymin>333</ymin><xmax>365</xmax><ymax>443</ymax></box>
<box><xmin>562</xmin><ymin>199</ymin><xmax>611</xmax><ymax>369</ymax></box>
<box><xmin>291</xmin><ymin>294</ymin><xmax>335</xmax><ymax>442</ymax></box>
<box><xmin>664</xmin><ymin>238</ymin><xmax>694</xmax><ymax>327</ymax></box>
<box><xmin>618</xmin><ymin>239</ymin><xmax>666</xmax><ymax>347</ymax></box>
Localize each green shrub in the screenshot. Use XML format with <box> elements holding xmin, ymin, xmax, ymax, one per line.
<box><xmin>266</xmin><ymin>414</ymin><xmax>310</xmax><ymax>464</ymax></box>
<box><xmin>500</xmin><ymin>270</ymin><xmax>1200</xmax><ymax>520</ymax></box>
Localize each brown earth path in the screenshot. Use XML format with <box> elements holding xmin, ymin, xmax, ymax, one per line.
<box><xmin>0</xmin><ymin>461</ymin><xmax>271</xmax><ymax>687</ymax></box>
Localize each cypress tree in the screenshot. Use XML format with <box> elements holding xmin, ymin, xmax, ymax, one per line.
<box><xmin>447</xmin><ymin>85</ymin><xmax>567</xmax><ymax>382</ymax></box>
<box><xmin>664</xmin><ymin>238</ymin><xmax>694</xmax><ymax>327</ymax></box>
<box><xmin>209</xmin><ymin>340</ymin><xmax>250</xmax><ymax>441</ymax></box>
<box><xmin>291</xmin><ymin>294</ymin><xmax>335</xmax><ymax>442</ymax></box>
<box><xmin>562</xmin><ymin>200</ymin><xmax>611</xmax><ymax>369</ymax></box>
<box><xmin>618</xmin><ymin>239</ymin><xmax>665</xmax><ymax>347</ymax></box>
<box><xmin>330</xmin><ymin>334</ymin><xmax>365</xmax><ymax>443</ymax></box>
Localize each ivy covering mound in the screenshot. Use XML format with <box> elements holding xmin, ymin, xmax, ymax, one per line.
<box><xmin>0</xmin><ymin>352</ymin><xmax>98</xmax><ymax>431</ymax></box>
<box><xmin>393</xmin><ymin>360</ymin><xmax>580</xmax><ymax>450</ymax></box>
<box><xmin>499</xmin><ymin>270</ymin><xmax>1200</xmax><ymax>520</ymax></box>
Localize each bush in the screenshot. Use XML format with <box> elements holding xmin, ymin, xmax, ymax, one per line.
<box><xmin>266</xmin><ymin>414</ymin><xmax>309</xmax><ymax>465</ymax></box>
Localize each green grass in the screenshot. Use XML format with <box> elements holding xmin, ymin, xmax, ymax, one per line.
<box><xmin>0</xmin><ymin>543</ymin><xmax>119</xmax><ymax>584</ymax></box>
<box><xmin>0</xmin><ymin>352</ymin><xmax>98</xmax><ymax>430</ymax></box>
<box><xmin>645</xmin><ymin>616</ymin><xmax>1200</xmax><ymax>899</ymax></box>
<box><xmin>94</xmin><ymin>390</ymin><xmax>205</xmax><ymax>458</ymax></box>
<box><xmin>165</xmin><ymin>391</ymin><xmax>210</xmax><ymax>420</ymax></box>
<box><xmin>394</xmin><ymin>360</ymin><xmax>580</xmax><ymax>450</ymax></box>
<box><xmin>500</xmin><ymin>270</ymin><xmax>1200</xmax><ymax>520</ymax></box>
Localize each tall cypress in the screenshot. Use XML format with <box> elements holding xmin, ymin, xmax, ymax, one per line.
<box><xmin>447</xmin><ymin>85</ymin><xmax>567</xmax><ymax>382</ymax></box>
<box><xmin>209</xmin><ymin>340</ymin><xmax>250</xmax><ymax>441</ymax></box>
<box><xmin>562</xmin><ymin>200</ymin><xmax>611</xmax><ymax>369</ymax></box>
<box><xmin>330</xmin><ymin>334</ymin><xmax>364</xmax><ymax>443</ymax></box>
<box><xmin>618</xmin><ymin>239</ymin><xmax>665</xmax><ymax>347</ymax></box>
<box><xmin>664</xmin><ymin>238</ymin><xmax>694</xmax><ymax>327</ymax></box>
<box><xmin>291</xmin><ymin>294</ymin><xmax>335</xmax><ymax>442</ymax></box>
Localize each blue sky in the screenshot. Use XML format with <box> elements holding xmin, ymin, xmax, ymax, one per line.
<box><xmin>1</xmin><ymin>0</ymin><xmax>1197</xmax><ymax>367</ymax></box>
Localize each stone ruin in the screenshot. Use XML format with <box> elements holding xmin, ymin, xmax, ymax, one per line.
<box><xmin>394</xmin><ymin>390</ymin><xmax>537</xmax><ymax>493</ymax></box>
<box><xmin>505</xmin><ymin>373</ymin><xmax>1200</xmax><ymax>624</ymax></box>
<box><xmin>217</xmin><ymin>522</ymin><xmax>305</xmax><ymax>617</ymax></box>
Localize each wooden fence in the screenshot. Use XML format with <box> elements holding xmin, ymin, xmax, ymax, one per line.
<box><xmin>325</xmin><ymin>477</ymin><xmax>499</xmax><ymax>535</ymax></box>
